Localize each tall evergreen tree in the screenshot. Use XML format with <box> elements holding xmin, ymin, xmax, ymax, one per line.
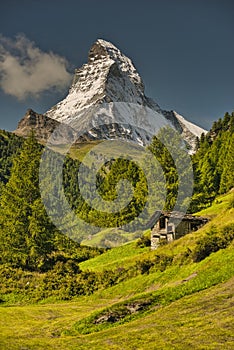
<box><xmin>0</xmin><ymin>133</ymin><xmax>55</xmax><ymax>270</ymax></box>
<box><xmin>220</xmin><ymin>133</ymin><xmax>234</xmax><ymax>193</ymax></box>
<box><xmin>190</xmin><ymin>112</ymin><xmax>234</xmax><ymax>211</ymax></box>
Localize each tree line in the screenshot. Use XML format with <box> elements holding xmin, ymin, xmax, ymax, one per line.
<box><xmin>0</xmin><ymin>111</ymin><xmax>233</xmax><ymax>271</ymax></box>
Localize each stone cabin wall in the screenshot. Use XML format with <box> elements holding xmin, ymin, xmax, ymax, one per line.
<box><xmin>151</xmin><ymin>213</ymin><xmax>208</xmax><ymax>250</ymax></box>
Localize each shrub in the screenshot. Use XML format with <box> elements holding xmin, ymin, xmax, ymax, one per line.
<box><xmin>137</xmin><ymin>259</ymin><xmax>154</xmax><ymax>274</ymax></box>
<box><xmin>136</xmin><ymin>234</ymin><xmax>151</xmax><ymax>248</ymax></box>
<box><xmin>193</xmin><ymin>224</ymin><xmax>234</xmax><ymax>262</ymax></box>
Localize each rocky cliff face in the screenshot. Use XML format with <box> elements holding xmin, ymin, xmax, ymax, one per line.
<box><xmin>14</xmin><ymin>109</ymin><xmax>59</xmax><ymax>142</ymax></box>
<box><xmin>14</xmin><ymin>109</ymin><xmax>79</xmax><ymax>145</ymax></box>
<box><xmin>15</xmin><ymin>39</ymin><xmax>206</xmax><ymax>151</ymax></box>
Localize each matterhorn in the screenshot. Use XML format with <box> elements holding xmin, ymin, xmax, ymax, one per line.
<box><xmin>15</xmin><ymin>39</ymin><xmax>206</xmax><ymax>151</ymax></box>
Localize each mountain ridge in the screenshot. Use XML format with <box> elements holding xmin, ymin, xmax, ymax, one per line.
<box><xmin>15</xmin><ymin>39</ymin><xmax>206</xmax><ymax>152</ymax></box>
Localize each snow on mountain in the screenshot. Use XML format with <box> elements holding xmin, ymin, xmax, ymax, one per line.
<box><xmin>173</xmin><ymin>111</ymin><xmax>207</xmax><ymax>153</ymax></box>
<box><xmin>46</xmin><ymin>39</ymin><xmax>160</xmax><ymax>120</ymax></box>
<box><xmin>174</xmin><ymin>112</ymin><xmax>206</xmax><ymax>138</ymax></box>
<box><xmin>16</xmin><ymin>39</ymin><xmax>207</xmax><ymax>152</ymax></box>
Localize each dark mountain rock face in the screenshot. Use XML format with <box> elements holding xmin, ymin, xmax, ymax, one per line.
<box><xmin>14</xmin><ymin>109</ymin><xmax>59</xmax><ymax>142</ymax></box>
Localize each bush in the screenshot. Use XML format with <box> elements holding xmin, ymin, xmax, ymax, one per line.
<box><xmin>136</xmin><ymin>259</ymin><xmax>154</xmax><ymax>274</ymax></box>
<box><xmin>193</xmin><ymin>224</ymin><xmax>234</xmax><ymax>262</ymax></box>
<box><xmin>136</xmin><ymin>234</ymin><xmax>151</xmax><ymax>248</ymax></box>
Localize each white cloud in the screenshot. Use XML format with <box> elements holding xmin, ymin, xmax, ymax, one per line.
<box><xmin>0</xmin><ymin>34</ymin><xmax>73</xmax><ymax>100</ymax></box>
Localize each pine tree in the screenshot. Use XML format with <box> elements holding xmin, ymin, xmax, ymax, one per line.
<box><xmin>0</xmin><ymin>133</ymin><xmax>56</xmax><ymax>270</ymax></box>
<box><xmin>148</xmin><ymin>126</ymin><xmax>195</xmax><ymax>212</ymax></box>
<box><xmin>220</xmin><ymin>133</ymin><xmax>234</xmax><ymax>193</ymax></box>
<box><xmin>190</xmin><ymin>112</ymin><xmax>234</xmax><ymax>212</ymax></box>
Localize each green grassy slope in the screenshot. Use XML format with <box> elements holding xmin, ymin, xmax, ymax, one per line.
<box><xmin>80</xmin><ymin>190</ymin><xmax>234</xmax><ymax>273</ymax></box>
<box><xmin>0</xmin><ymin>190</ymin><xmax>233</xmax><ymax>349</ymax></box>
<box><xmin>0</xmin><ymin>276</ymin><xmax>233</xmax><ymax>350</ymax></box>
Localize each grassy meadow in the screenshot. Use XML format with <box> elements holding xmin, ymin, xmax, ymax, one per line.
<box><xmin>0</xmin><ymin>191</ymin><xmax>233</xmax><ymax>349</ymax></box>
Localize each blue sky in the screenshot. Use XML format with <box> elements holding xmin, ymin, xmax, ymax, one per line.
<box><xmin>0</xmin><ymin>0</ymin><xmax>233</xmax><ymax>131</ymax></box>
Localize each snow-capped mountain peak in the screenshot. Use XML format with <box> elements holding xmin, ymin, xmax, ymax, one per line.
<box><xmin>88</xmin><ymin>39</ymin><xmax>143</xmax><ymax>89</ymax></box>
<box><xmin>46</xmin><ymin>38</ymin><xmax>154</xmax><ymax>126</ymax></box>
<box><xmin>15</xmin><ymin>39</ymin><xmax>206</xmax><ymax>152</ymax></box>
